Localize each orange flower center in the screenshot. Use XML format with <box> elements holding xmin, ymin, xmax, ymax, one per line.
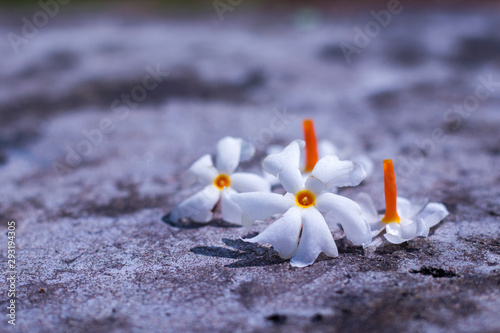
<box><xmin>303</xmin><ymin>119</ymin><xmax>319</xmax><ymax>173</ymax></box>
<box><xmin>381</xmin><ymin>159</ymin><xmax>401</xmax><ymax>223</ymax></box>
<box><xmin>295</xmin><ymin>190</ymin><xmax>316</xmax><ymax>208</ymax></box>
<box><xmin>214</xmin><ymin>174</ymin><xmax>231</xmax><ymax>190</ymax></box>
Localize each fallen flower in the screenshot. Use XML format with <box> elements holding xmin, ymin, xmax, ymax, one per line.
<box><xmin>222</xmin><ymin>140</ymin><xmax>371</xmax><ymax>267</ymax></box>
<box><xmin>318</xmin><ymin>139</ymin><xmax>373</xmax><ymax>177</ymax></box>
<box><xmin>357</xmin><ymin>159</ymin><xmax>449</xmax><ymax>244</ymax></box>
<box><xmin>170</xmin><ymin>137</ymin><xmax>270</xmax><ymax>223</ymax></box>
<box><xmin>266</xmin><ymin>119</ymin><xmax>373</xmax><ymax>187</ymax></box>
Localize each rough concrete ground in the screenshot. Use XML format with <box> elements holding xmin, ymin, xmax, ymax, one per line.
<box><xmin>0</xmin><ymin>4</ymin><xmax>499</xmax><ymax>333</ymax></box>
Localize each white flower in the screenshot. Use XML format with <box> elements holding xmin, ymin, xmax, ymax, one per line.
<box><xmin>318</xmin><ymin>140</ymin><xmax>373</xmax><ymax>177</ymax></box>
<box><xmin>265</xmin><ymin>119</ymin><xmax>373</xmax><ymax>187</ymax></box>
<box><xmin>357</xmin><ymin>159</ymin><xmax>449</xmax><ymax>244</ymax></box>
<box><xmin>222</xmin><ymin>140</ymin><xmax>371</xmax><ymax>267</ymax></box>
<box><xmin>170</xmin><ymin>137</ymin><xmax>270</xmax><ymax>223</ymax></box>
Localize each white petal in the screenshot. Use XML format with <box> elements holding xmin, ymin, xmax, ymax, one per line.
<box><xmin>369</xmin><ymin>220</ymin><xmax>386</xmax><ymax>238</ymax></box>
<box><xmin>318</xmin><ymin>140</ymin><xmax>339</xmax><ymax>157</ymax></box>
<box><xmin>221</xmin><ymin>189</ymin><xmax>294</xmax><ymax>226</ymax></box>
<box><xmin>416</xmin><ymin>202</ymin><xmax>449</xmax><ymax>228</ymax></box>
<box><xmin>170</xmin><ymin>185</ymin><xmax>220</xmax><ymax>223</ymax></box>
<box><xmin>305</xmin><ymin>175</ymin><xmax>327</xmax><ymax>194</ymax></box>
<box><xmin>397</xmin><ymin>197</ymin><xmax>428</xmax><ymax>219</ymax></box>
<box><xmin>278</xmin><ymin>167</ymin><xmax>305</xmax><ymax>195</ymax></box>
<box><xmin>216</xmin><ymin>137</ymin><xmax>255</xmax><ymax>174</ymax></box>
<box><xmin>221</xmin><ymin>188</ymin><xmax>243</xmax><ymax>225</ymax></box>
<box><xmin>352</xmin><ymin>154</ymin><xmax>374</xmax><ymax>176</ymax></box>
<box><xmin>355</xmin><ymin>192</ymin><xmax>385</xmax><ymax>236</ymax></box>
<box><xmin>244</xmin><ymin>206</ymin><xmax>303</xmax><ymax>259</ymax></box>
<box><xmin>290</xmin><ymin>207</ymin><xmax>338</xmax><ymax>267</ymax></box>
<box><xmin>182</xmin><ymin>154</ymin><xmax>218</xmax><ymax>188</ymax></box>
<box><xmin>230</xmin><ymin>172</ymin><xmax>271</xmax><ymax>193</ymax></box>
<box><xmin>263</xmin><ymin>172</ymin><xmax>281</xmax><ymax>187</ymax></box>
<box><xmin>384</xmin><ymin>218</ymin><xmax>429</xmax><ymax>244</ymax></box>
<box><xmin>306</xmin><ymin>156</ymin><xmax>366</xmax><ymax>192</ymax></box>
<box><xmin>239</xmin><ymin>140</ymin><xmax>255</xmax><ymax>162</ymax></box>
<box><xmin>315</xmin><ymin>192</ymin><xmax>372</xmax><ymax>246</ymax></box>
<box><xmin>355</xmin><ymin>192</ymin><xmax>378</xmax><ymax>220</ymax></box>
<box><xmin>263</xmin><ymin>140</ymin><xmax>304</xmax><ymax>176</ymax></box>
<box><xmin>383</xmin><ymin>230</ymin><xmax>405</xmax><ymax>244</ymax></box>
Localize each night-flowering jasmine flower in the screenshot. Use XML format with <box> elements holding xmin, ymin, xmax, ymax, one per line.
<box><xmin>357</xmin><ymin>159</ymin><xmax>449</xmax><ymax>244</ymax></box>
<box><xmin>318</xmin><ymin>139</ymin><xmax>374</xmax><ymax>177</ymax></box>
<box><xmin>170</xmin><ymin>137</ymin><xmax>270</xmax><ymax>223</ymax></box>
<box><xmin>222</xmin><ymin>140</ymin><xmax>371</xmax><ymax>267</ymax></box>
<box><xmin>303</xmin><ymin>118</ymin><xmax>373</xmax><ymax>176</ymax></box>
<box><xmin>266</xmin><ymin>119</ymin><xmax>373</xmax><ymax>187</ymax></box>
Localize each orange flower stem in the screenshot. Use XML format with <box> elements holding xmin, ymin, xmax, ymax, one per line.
<box><xmin>303</xmin><ymin>119</ymin><xmax>319</xmax><ymax>172</ymax></box>
<box><xmin>382</xmin><ymin>159</ymin><xmax>401</xmax><ymax>223</ymax></box>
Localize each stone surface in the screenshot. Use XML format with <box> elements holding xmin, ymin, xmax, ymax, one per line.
<box><xmin>0</xmin><ymin>3</ymin><xmax>499</xmax><ymax>333</ymax></box>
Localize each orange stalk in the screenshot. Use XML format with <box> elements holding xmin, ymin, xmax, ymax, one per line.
<box><xmin>303</xmin><ymin>119</ymin><xmax>319</xmax><ymax>172</ymax></box>
<box><xmin>382</xmin><ymin>159</ymin><xmax>401</xmax><ymax>223</ymax></box>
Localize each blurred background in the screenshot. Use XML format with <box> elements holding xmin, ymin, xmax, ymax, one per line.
<box><xmin>1</xmin><ymin>0</ymin><xmax>499</xmax><ymax>191</ymax></box>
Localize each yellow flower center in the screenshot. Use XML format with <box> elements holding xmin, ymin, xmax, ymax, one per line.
<box><xmin>295</xmin><ymin>190</ymin><xmax>315</xmax><ymax>208</ymax></box>
<box><xmin>214</xmin><ymin>174</ymin><xmax>231</xmax><ymax>190</ymax></box>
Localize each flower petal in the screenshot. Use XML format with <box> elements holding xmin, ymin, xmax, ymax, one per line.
<box><xmin>396</xmin><ymin>197</ymin><xmax>428</xmax><ymax>219</ymax></box>
<box><xmin>369</xmin><ymin>220</ymin><xmax>386</xmax><ymax>238</ymax></box>
<box><xmin>239</xmin><ymin>140</ymin><xmax>255</xmax><ymax>162</ymax></box>
<box><xmin>306</xmin><ymin>156</ymin><xmax>366</xmax><ymax>192</ymax></box>
<box><xmin>315</xmin><ymin>192</ymin><xmax>372</xmax><ymax>246</ymax></box>
<box><xmin>355</xmin><ymin>192</ymin><xmax>385</xmax><ymax>236</ymax></box>
<box><xmin>221</xmin><ymin>188</ymin><xmax>243</xmax><ymax>225</ymax></box>
<box><xmin>263</xmin><ymin>140</ymin><xmax>304</xmax><ymax>177</ymax></box>
<box><xmin>278</xmin><ymin>167</ymin><xmax>305</xmax><ymax>194</ymax></box>
<box><xmin>221</xmin><ymin>189</ymin><xmax>294</xmax><ymax>226</ymax></box>
<box><xmin>216</xmin><ymin>137</ymin><xmax>255</xmax><ymax>174</ymax></box>
<box><xmin>244</xmin><ymin>206</ymin><xmax>303</xmax><ymax>259</ymax></box>
<box><xmin>416</xmin><ymin>202</ymin><xmax>449</xmax><ymax>228</ymax></box>
<box><xmin>263</xmin><ymin>172</ymin><xmax>281</xmax><ymax>188</ymax></box>
<box><xmin>170</xmin><ymin>185</ymin><xmax>220</xmax><ymax>223</ymax></box>
<box><xmin>290</xmin><ymin>207</ymin><xmax>338</xmax><ymax>267</ymax></box>
<box><xmin>182</xmin><ymin>154</ymin><xmax>218</xmax><ymax>188</ymax></box>
<box><xmin>355</xmin><ymin>192</ymin><xmax>378</xmax><ymax>220</ymax></box>
<box><xmin>384</xmin><ymin>218</ymin><xmax>429</xmax><ymax>244</ymax></box>
<box><xmin>318</xmin><ymin>140</ymin><xmax>373</xmax><ymax>177</ymax></box>
<box><xmin>352</xmin><ymin>154</ymin><xmax>374</xmax><ymax>177</ymax></box>
<box><xmin>230</xmin><ymin>172</ymin><xmax>271</xmax><ymax>193</ymax></box>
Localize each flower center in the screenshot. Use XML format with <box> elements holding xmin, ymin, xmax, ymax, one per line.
<box><xmin>381</xmin><ymin>159</ymin><xmax>401</xmax><ymax>223</ymax></box>
<box><xmin>303</xmin><ymin>119</ymin><xmax>319</xmax><ymax>173</ymax></box>
<box><xmin>214</xmin><ymin>174</ymin><xmax>231</xmax><ymax>190</ymax></box>
<box><xmin>295</xmin><ymin>190</ymin><xmax>316</xmax><ymax>208</ymax></box>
